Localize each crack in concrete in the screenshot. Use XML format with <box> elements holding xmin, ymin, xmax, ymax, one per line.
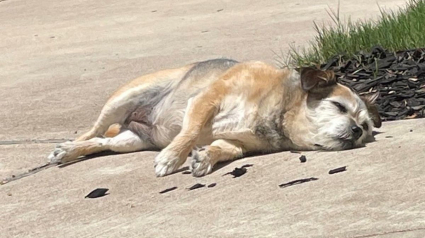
<box><xmin>352</xmin><ymin>227</ymin><xmax>425</xmax><ymax>238</ymax></box>
<box><xmin>1</xmin><ymin>163</ymin><xmax>56</xmax><ymax>185</ymax></box>
<box><xmin>0</xmin><ymin>139</ymin><xmax>71</xmax><ymax>145</ymax></box>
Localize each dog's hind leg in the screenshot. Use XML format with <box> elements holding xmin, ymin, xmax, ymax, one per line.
<box><xmin>74</xmin><ymin>102</ymin><xmax>132</xmax><ymax>142</ymax></box>
<box><xmin>74</xmin><ymin>92</ymin><xmax>153</xmax><ymax>142</ymax></box>
<box><xmin>72</xmin><ymin>64</ymin><xmax>195</xmax><ymax>143</ymax></box>
<box><xmin>48</xmin><ymin>129</ymin><xmax>154</xmax><ymax>164</ymax></box>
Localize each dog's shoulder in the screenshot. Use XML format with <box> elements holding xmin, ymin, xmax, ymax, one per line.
<box><xmin>217</xmin><ymin>60</ymin><xmax>295</xmax><ymax>91</ymax></box>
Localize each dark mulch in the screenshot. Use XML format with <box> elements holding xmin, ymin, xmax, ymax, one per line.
<box><xmin>319</xmin><ymin>46</ymin><xmax>425</xmax><ymax>121</ymax></box>
<box><xmin>223</xmin><ymin>164</ymin><xmax>254</xmax><ymax>178</ymax></box>
<box><xmin>279</xmin><ymin>177</ymin><xmax>318</xmax><ymax>188</ymax></box>
<box><xmin>85</xmin><ymin>188</ymin><xmax>109</xmax><ymax>198</ymax></box>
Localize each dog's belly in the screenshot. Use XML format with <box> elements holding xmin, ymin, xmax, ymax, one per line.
<box><xmin>145</xmin><ymin>91</ymin><xmax>277</xmax><ymax>151</ymax></box>
<box><xmin>149</xmin><ymin>102</ymin><xmax>186</xmax><ymax>148</ymax></box>
<box><xmin>148</xmin><ymin>104</ymin><xmax>246</xmax><ymax>148</ymax></box>
<box><xmin>122</xmin><ymin>59</ymin><xmax>239</xmax><ymax>148</ymax></box>
<box><xmin>147</xmin><ymin>97</ymin><xmax>252</xmax><ymax>149</ymax></box>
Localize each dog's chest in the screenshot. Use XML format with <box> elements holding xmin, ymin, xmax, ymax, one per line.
<box><xmin>252</xmin><ymin>115</ymin><xmax>288</xmax><ymax>149</ymax></box>
<box><xmin>213</xmin><ymin>100</ymin><xmax>244</xmax><ymax>130</ymax></box>
<box><xmin>211</xmin><ymin>95</ymin><xmax>254</xmax><ymax>132</ymax></box>
<box><xmin>210</xmin><ymin>96</ymin><xmax>288</xmax><ymax>150</ymax></box>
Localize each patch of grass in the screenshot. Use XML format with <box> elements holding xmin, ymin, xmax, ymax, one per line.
<box><xmin>285</xmin><ymin>0</ymin><xmax>425</xmax><ymax>67</ymax></box>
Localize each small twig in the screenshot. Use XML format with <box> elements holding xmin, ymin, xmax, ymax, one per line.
<box><xmin>279</xmin><ymin>177</ymin><xmax>318</xmax><ymax>188</ymax></box>
<box><xmin>159</xmin><ymin>187</ymin><xmax>178</xmax><ymax>194</ymax></box>
<box><xmin>352</xmin><ymin>227</ymin><xmax>425</xmax><ymax>238</ymax></box>
<box><xmin>329</xmin><ymin>166</ymin><xmax>347</xmax><ymax>174</ymax></box>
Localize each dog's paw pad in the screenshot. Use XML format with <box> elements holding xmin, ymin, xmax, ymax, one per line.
<box><xmin>190</xmin><ymin>149</ymin><xmax>213</xmax><ymax>177</ymax></box>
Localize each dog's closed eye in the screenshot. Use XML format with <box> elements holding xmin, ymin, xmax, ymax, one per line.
<box><xmin>331</xmin><ymin>101</ymin><xmax>347</xmax><ymax>113</ymax></box>
<box><xmin>361</xmin><ymin>122</ymin><xmax>369</xmax><ymax>131</ymax></box>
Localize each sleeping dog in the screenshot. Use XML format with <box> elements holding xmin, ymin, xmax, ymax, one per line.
<box><xmin>48</xmin><ymin>58</ymin><xmax>381</xmax><ymax>177</ymax></box>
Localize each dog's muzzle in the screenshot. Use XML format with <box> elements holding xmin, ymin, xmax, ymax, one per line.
<box><xmin>351</xmin><ymin>125</ymin><xmax>363</xmax><ymax>140</ymax></box>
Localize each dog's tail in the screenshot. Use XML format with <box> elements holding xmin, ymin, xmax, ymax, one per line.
<box><xmin>103</xmin><ymin>123</ymin><xmax>122</xmax><ymax>138</ymax></box>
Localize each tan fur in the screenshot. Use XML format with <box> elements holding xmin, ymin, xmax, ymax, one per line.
<box><xmin>48</xmin><ymin>59</ymin><xmax>381</xmax><ymax>177</ymax></box>
<box><xmin>104</xmin><ymin>124</ymin><xmax>121</xmax><ymax>138</ymax></box>
<box><xmin>361</xmin><ymin>92</ymin><xmax>382</xmax><ymax>128</ymax></box>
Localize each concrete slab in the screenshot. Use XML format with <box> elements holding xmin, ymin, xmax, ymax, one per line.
<box><xmin>2</xmin><ymin>120</ymin><xmax>425</xmax><ymax>238</ymax></box>
<box><xmin>1</xmin><ymin>0</ymin><xmax>423</xmax><ymax>237</ymax></box>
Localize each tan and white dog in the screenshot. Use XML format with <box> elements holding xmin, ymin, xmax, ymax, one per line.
<box><xmin>48</xmin><ymin>58</ymin><xmax>381</xmax><ymax>177</ymax></box>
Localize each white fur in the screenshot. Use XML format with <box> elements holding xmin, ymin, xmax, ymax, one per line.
<box><xmin>190</xmin><ymin>148</ymin><xmax>213</xmax><ymax>177</ymax></box>
<box><xmin>48</xmin><ymin>130</ymin><xmax>151</xmax><ymax>163</ymax></box>
<box><xmin>154</xmin><ymin>147</ymin><xmax>186</xmax><ymax>177</ymax></box>
<box><xmin>308</xmin><ymin>94</ymin><xmax>373</xmax><ymax>150</ymax></box>
<box><xmin>85</xmin><ymin>85</ymin><xmax>154</xmax><ymax>139</ymax></box>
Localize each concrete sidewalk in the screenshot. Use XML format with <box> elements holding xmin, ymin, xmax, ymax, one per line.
<box><xmin>2</xmin><ymin>0</ymin><xmax>424</xmax><ymax>237</ymax></box>
<box><xmin>2</xmin><ymin>120</ymin><xmax>424</xmax><ymax>237</ymax></box>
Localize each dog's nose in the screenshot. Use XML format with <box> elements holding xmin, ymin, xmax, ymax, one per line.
<box><xmin>351</xmin><ymin>125</ymin><xmax>363</xmax><ymax>140</ymax></box>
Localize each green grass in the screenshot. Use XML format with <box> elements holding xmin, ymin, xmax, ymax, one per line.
<box><xmin>285</xmin><ymin>0</ymin><xmax>425</xmax><ymax>67</ymax></box>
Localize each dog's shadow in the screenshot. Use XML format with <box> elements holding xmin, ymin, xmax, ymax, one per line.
<box><xmin>208</xmin><ymin>151</ymin><xmax>269</xmax><ymax>175</ymax></box>
<box><xmin>58</xmin><ymin>130</ymin><xmax>383</xmax><ymax>173</ymax></box>
<box><xmin>57</xmin><ymin>149</ymin><xmax>232</xmax><ymax>174</ymax></box>
<box><xmin>57</xmin><ymin>150</ymin><xmax>159</xmax><ymax>168</ymax></box>
<box><xmin>58</xmin><ymin>149</ymin><xmax>255</xmax><ymax>176</ymax></box>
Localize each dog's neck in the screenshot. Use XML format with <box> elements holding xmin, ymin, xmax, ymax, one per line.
<box><xmin>279</xmin><ymin>69</ymin><xmax>320</xmax><ymax>150</ymax></box>
<box><xmin>252</xmin><ymin>68</ymin><xmax>316</xmax><ymax>151</ymax></box>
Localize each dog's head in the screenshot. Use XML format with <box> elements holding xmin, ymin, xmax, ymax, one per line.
<box><xmin>299</xmin><ymin>67</ymin><xmax>381</xmax><ymax>150</ymax></box>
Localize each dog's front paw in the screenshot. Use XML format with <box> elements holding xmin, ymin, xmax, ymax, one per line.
<box><xmin>154</xmin><ymin>149</ymin><xmax>186</xmax><ymax>177</ymax></box>
<box><xmin>47</xmin><ymin>148</ymin><xmax>67</xmax><ymax>164</ymax></box>
<box><xmin>190</xmin><ymin>147</ymin><xmax>213</xmax><ymax>177</ymax></box>
<box><xmin>47</xmin><ymin>141</ymin><xmax>78</xmax><ymax>164</ymax></box>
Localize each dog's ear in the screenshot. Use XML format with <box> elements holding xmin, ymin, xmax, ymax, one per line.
<box><xmin>361</xmin><ymin>92</ymin><xmax>382</xmax><ymax>128</ymax></box>
<box><xmin>300</xmin><ymin>67</ymin><xmax>337</xmax><ymax>92</ymax></box>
